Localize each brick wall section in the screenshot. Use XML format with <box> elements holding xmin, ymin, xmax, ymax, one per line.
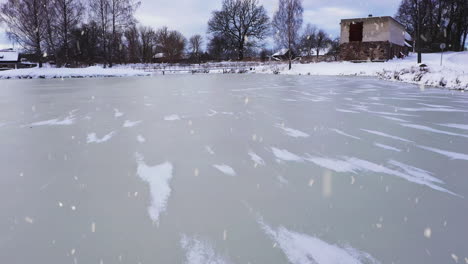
<box><xmin>339</xmin><ymin>41</ymin><xmax>408</xmax><ymax>61</ymax></box>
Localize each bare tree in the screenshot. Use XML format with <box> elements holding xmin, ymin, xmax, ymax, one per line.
<box><xmin>207</xmin><ymin>34</ymin><xmax>231</xmax><ymax>60</ymax></box>
<box><xmin>139</xmin><ymin>26</ymin><xmax>155</xmax><ymax>63</ymax></box>
<box><xmin>299</xmin><ymin>23</ymin><xmax>317</xmax><ymax>57</ymax></box>
<box><xmin>208</xmin><ymin>0</ymin><xmax>269</xmax><ymax>60</ymax></box>
<box><xmin>188</xmin><ymin>34</ymin><xmax>203</xmax><ymax>62</ymax></box>
<box><xmin>315</xmin><ymin>29</ymin><xmax>330</xmax><ymax>59</ymax></box>
<box><xmin>0</xmin><ymin>0</ymin><xmax>47</xmax><ymax>67</ymax></box>
<box><xmin>155</xmin><ymin>26</ymin><xmax>186</xmax><ymax>62</ymax></box>
<box><xmin>89</xmin><ymin>0</ymin><xmax>110</xmax><ymax>66</ymax></box>
<box><xmin>125</xmin><ymin>25</ymin><xmax>140</xmax><ymax>63</ymax></box>
<box><xmin>108</xmin><ymin>0</ymin><xmax>140</xmax><ymax>67</ymax></box>
<box><xmin>272</xmin><ymin>0</ymin><xmax>303</xmax><ymax>70</ymax></box>
<box><xmin>52</xmin><ymin>0</ymin><xmax>84</xmax><ymax>65</ymax></box>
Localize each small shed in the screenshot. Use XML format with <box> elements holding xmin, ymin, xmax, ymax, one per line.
<box><xmin>271</xmin><ymin>49</ymin><xmax>294</xmax><ymax>61</ymax></box>
<box><xmin>339</xmin><ymin>16</ymin><xmax>410</xmax><ymax>61</ymax></box>
<box><xmin>0</xmin><ymin>49</ymin><xmax>20</xmax><ymax>70</ymax></box>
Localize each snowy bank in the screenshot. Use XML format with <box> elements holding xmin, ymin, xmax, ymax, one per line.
<box><xmin>257</xmin><ymin>52</ymin><xmax>468</xmax><ymax>90</ymax></box>
<box><xmin>0</xmin><ymin>65</ymin><xmax>151</xmax><ymax>79</ymax></box>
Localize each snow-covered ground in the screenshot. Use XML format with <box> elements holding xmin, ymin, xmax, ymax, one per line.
<box><xmin>0</xmin><ymin>52</ymin><xmax>466</xmax><ymax>90</ymax></box>
<box><xmin>256</xmin><ymin>52</ymin><xmax>468</xmax><ymax>90</ymax></box>
<box><xmin>0</xmin><ymin>65</ymin><xmax>150</xmax><ymax>79</ymax></box>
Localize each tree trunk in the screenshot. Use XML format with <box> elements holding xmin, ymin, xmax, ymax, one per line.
<box><xmin>238</xmin><ymin>42</ymin><xmax>244</xmax><ymax>61</ymax></box>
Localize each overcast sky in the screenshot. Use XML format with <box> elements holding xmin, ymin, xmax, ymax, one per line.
<box><xmin>0</xmin><ymin>0</ymin><xmax>401</xmax><ymax>50</ymax></box>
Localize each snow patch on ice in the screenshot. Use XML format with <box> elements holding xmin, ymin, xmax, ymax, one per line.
<box><xmin>374</xmin><ymin>143</ymin><xmax>402</xmax><ymax>152</ymax></box>
<box><xmin>205</xmin><ymin>146</ymin><xmax>215</xmax><ymax>155</ymax></box>
<box><xmin>137</xmin><ymin>135</ymin><xmax>146</xmax><ymax>143</ymax></box>
<box><xmin>164</xmin><ymin>114</ymin><xmax>181</xmax><ymax>121</ymax></box>
<box><xmin>114</xmin><ymin>108</ymin><xmax>124</xmax><ymax>118</ymax></box>
<box><xmin>123</xmin><ymin>120</ymin><xmax>142</xmax><ymax>128</ymax></box>
<box><xmin>271</xmin><ymin>148</ymin><xmax>303</xmax><ymax>162</ymax></box>
<box><xmin>213</xmin><ymin>164</ymin><xmax>236</xmax><ymax>176</ymax></box>
<box><xmin>248</xmin><ymin>151</ymin><xmax>265</xmax><ymax>166</ymax></box>
<box><xmin>304</xmin><ymin>154</ymin><xmax>458</xmax><ymax>196</ymax></box>
<box><xmin>30</xmin><ymin>111</ymin><xmax>76</xmax><ymax>126</ymax></box>
<box><xmin>87</xmin><ymin>131</ymin><xmax>116</xmax><ymax>144</ymax></box>
<box><xmin>180</xmin><ymin>235</ymin><xmax>231</xmax><ymax>264</ymax></box>
<box><xmin>437</xmin><ymin>123</ymin><xmax>468</xmax><ymax>131</ymax></box>
<box><xmin>401</xmin><ymin>123</ymin><xmax>468</xmax><ymax>138</ymax></box>
<box><xmin>275</xmin><ymin>124</ymin><xmax>310</xmax><ymax>138</ymax></box>
<box><xmin>136</xmin><ymin>154</ymin><xmax>173</xmax><ymax>223</ymax></box>
<box><xmin>336</xmin><ymin>108</ymin><xmax>359</xmax><ymax>113</ymax></box>
<box><xmin>258</xmin><ymin>219</ymin><xmax>381</xmax><ymax>264</ymax></box>
<box><xmin>418</xmin><ymin>145</ymin><xmax>468</xmax><ymax>161</ymax></box>
<box><xmin>361</xmin><ymin>129</ymin><xmax>413</xmax><ymax>143</ymax></box>
<box><xmin>331</xmin><ymin>129</ymin><xmax>361</xmax><ymax>140</ymax></box>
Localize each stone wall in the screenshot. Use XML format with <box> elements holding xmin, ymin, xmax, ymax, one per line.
<box><xmin>339</xmin><ymin>41</ymin><xmax>408</xmax><ymax>61</ymax></box>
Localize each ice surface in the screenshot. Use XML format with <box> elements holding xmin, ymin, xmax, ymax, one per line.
<box><xmin>213</xmin><ymin>164</ymin><xmax>236</xmax><ymax>176</ymax></box>
<box><xmin>336</xmin><ymin>108</ymin><xmax>359</xmax><ymax>113</ymax></box>
<box><xmin>164</xmin><ymin>114</ymin><xmax>181</xmax><ymax>121</ymax></box>
<box><xmin>401</xmin><ymin>124</ymin><xmax>468</xmax><ymax>138</ymax></box>
<box><xmin>418</xmin><ymin>146</ymin><xmax>468</xmax><ymax>161</ymax></box>
<box><xmin>136</xmin><ymin>154</ymin><xmax>173</xmax><ymax>223</ymax></box>
<box><xmin>259</xmin><ymin>220</ymin><xmax>380</xmax><ymax>264</ymax></box>
<box><xmin>304</xmin><ymin>155</ymin><xmax>457</xmax><ymax>196</ymax></box>
<box><xmin>331</xmin><ymin>129</ymin><xmax>361</xmax><ymax>140</ymax></box>
<box><xmin>275</xmin><ymin>124</ymin><xmax>310</xmax><ymax>138</ymax></box>
<box><xmin>123</xmin><ymin>120</ymin><xmax>142</xmax><ymax>128</ymax></box>
<box><xmin>114</xmin><ymin>109</ymin><xmax>124</xmax><ymax>118</ymax></box>
<box><xmin>180</xmin><ymin>235</ymin><xmax>231</xmax><ymax>264</ymax></box>
<box><xmin>438</xmin><ymin>123</ymin><xmax>468</xmax><ymax>131</ymax></box>
<box><xmin>87</xmin><ymin>131</ymin><xmax>116</xmax><ymax>144</ymax></box>
<box><xmin>205</xmin><ymin>146</ymin><xmax>215</xmax><ymax>155</ymax></box>
<box><xmin>137</xmin><ymin>135</ymin><xmax>146</xmax><ymax>143</ymax></box>
<box><xmin>361</xmin><ymin>129</ymin><xmax>413</xmax><ymax>143</ymax></box>
<box><xmin>374</xmin><ymin>143</ymin><xmax>402</xmax><ymax>152</ymax></box>
<box><xmin>30</xmin><ymin>111</ymin><xmax>76</xmax><ymax>126</ymax></box>
<box><xmin>271</xmin><ymin>148</ymin><xmax>303</xmax><ymax>162</ymax></box>
<box><xmin>248</xmin><ymin>151</ymin><xmax>265</xmax><ymax>166</ymax></box>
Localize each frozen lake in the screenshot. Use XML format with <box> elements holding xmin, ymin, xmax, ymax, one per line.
<box><xmin>1</xmin><ymin>75</ymin><xmax>467</xmax><ymax>264</ymax></box>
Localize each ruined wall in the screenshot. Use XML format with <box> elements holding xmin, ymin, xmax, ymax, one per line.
<box><xmin>340</xmin><ymin>17</ymin><xmax>390</xmax><ymax>44</ymax></box>
<box><xmin>339</xmin><ymin>41</ymin><xmax>408</xmax><ymax>61</ymax></box>
<box><xmin>388</xmin><ymin>19</ymin><xmax>407</xmax><ymax>46</ymax></box>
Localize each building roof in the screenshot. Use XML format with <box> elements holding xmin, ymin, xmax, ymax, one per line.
<box><xmin>0</xmin><ymin>49</ymin><xmax>19</xmax><ymax>62</ymax></box>
<box><xmin>272</xmin><ymin>48</ymin><xmax>289</xmax><ymax>57</ymax></box>
<box><xmin>340</xmin><ymin>16</ymin><xmax>406</xmax><ymax>30</ymax></box>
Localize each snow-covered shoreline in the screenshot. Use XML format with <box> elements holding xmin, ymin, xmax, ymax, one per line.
<box><xmin>1</xmin><ymin>52</ymin><xmax>466</xmax><ymax>90</ymax></box>
<box><xmin>0</xmin><ymin>65</ymin><xmax>151</xmax><ymax>79</ymax></box>
<box><xmin>255</xmin><ymin>52</ymin><xmax>468</xmax><ymax>90</ymax></box>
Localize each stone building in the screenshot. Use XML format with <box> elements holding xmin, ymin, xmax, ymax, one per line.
<box><xmin>339</xmin><ymin>16</ymin><xmax>412</xmax><ymax>61</ymax></box>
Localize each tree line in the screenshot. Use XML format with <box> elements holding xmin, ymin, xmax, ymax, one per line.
<box><xmin>396</xmin><ymin>0</ymin><xmax>468</xmax><ymax>55</ymax></box>
<box><xmin>0</xmin><ymin>0</ymin><xmax>335</xmax><ymax>68</ymax></box>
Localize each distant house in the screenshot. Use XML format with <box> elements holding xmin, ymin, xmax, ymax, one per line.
<box><xmin>0</xmin><ymin>49</ymin><xmax>20</xmax><ymax>70</ymax></box>
<box><xmin>339</xmin><ymin>15</ymin><xmax>411</xmax><ymax>61</ymax></box>
<box><xmin>271</xmin><ymin>49</ymin><xmax>294</xmax><ymax>61</ymax></box>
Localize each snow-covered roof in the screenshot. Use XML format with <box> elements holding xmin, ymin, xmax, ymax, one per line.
<box><xmin>404</xmin><ymin>32</ymin><xmax>412</xmax><ymax>41</ymax></box>
<box><xmin>272</xmin><ymin>48</ymin><xmax>289</xmax><ymax>57</ymax></box>
<box><xmin>153</xmin><ymin>53</ymin><xmax>165</xmax><ymax>59</ymax></box>
<box><xmin>0</xmin><ymin>49</ymin><xmax>19</xmax><ymax>62</ymax></box>
<box><xmin>404</xmin><ymin>41</ymin><xmax>412</xmax><ymax>48</ymax></box>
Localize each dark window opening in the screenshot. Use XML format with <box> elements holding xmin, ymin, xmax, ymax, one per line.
<box><xmin>349</xmin><ymin>22</ymin><xmax>363</xmax><ymax>42</ymax></box>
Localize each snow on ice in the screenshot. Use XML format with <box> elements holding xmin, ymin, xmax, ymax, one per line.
<box><xmin>87</xmin><ymin>131</ymin><xmax>116</xmax><ymax>144</ymax></box>
<box><xmin>136</xmin><ymin>154</ymin><xmax>174</xmax><ymax>224</ymax></box>
<box><xmin>123</xmin><ymin>120</ymin><xmax>142</xmax><ymax>128</ymax></box>
<box><xmin>164</xmin><ymin>114</ymin><xmax>181</xmax><ymax>121</ymax></box>
<box><xmin>180</xmin><ymin>235</ymin><xmax>231</xmax><ymax>264</ymax></box>
<box><xmin>258</xmin><ymin>219</ymin><xmax>381</xmax><ymax>264</ymax></box>
<box><xmin>213</xmin><ymin>164</ymin><xmax>236</xmax><ymax>176</ymax></box>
